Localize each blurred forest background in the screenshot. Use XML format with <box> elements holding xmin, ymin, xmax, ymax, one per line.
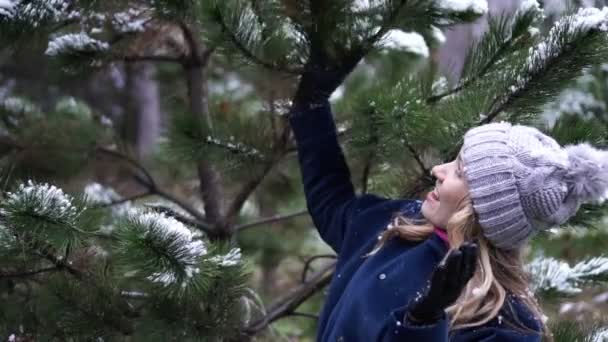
<box><xmin>1</xmin><ymin>0</ymin><xmax>608</xmax><ymax>341</ymax></box>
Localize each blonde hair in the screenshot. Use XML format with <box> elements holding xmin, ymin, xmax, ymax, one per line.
<box><xmin>368</xmin><ymin>194</ymin><xmax>551</xmax><ymax>340</ymax></box>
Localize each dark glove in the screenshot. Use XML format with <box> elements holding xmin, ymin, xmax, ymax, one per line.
<box><xmin>292</xmin><ymin>39</ymin><xmax>365</xmax><ymax>110</ymax></box>
<box><xmin>407</xmin><ymin>242</ymin><xmax>479</xmax><ymax>325</ymax></box>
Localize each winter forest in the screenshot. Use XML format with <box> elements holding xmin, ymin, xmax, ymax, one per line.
<box><xmin>1</xmin><ymin>0</ymin><xmax>608</xmax><ymax>341</ymax></box>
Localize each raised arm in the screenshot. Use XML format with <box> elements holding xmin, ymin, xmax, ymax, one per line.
<box><xmin>288</xmin><ymin>19</ymin><xmax>379</xmax><ymax>253</ymax></box>
<box><xmin>289</xmin><ymin>100</ymin><xmax>358</xmax><ymax>253</ymax></box>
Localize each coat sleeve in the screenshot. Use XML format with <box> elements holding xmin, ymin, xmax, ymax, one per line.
<box><xmin>289</xmin><ymin>102</ymin><xmax>386</xmax><ymax>254</ymax></box>
<box><xmin>380</xmin><ymin>306</ymin><xmax>543</xmax><ymax>342</ymax></box>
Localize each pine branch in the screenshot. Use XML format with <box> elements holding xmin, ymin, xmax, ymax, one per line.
<box><xmin>527</xmin><ymin>256</ymin><xmax>608</xmax><ymax>296</ymax></box>
<box><xmin>179</xmin><ymin>21</ymin><xmax>226</xmax><ymax>228</ymax></box>
<box><xmin>485</xmin><ymin>14</ymin><xmax>608</xmax><ymax>123</ymax></box>
<box><xmin>404</xmin><ymin>141</ymin><xmax>429</xmax><ymax>175</ymax></box>
<box><xmin>400</xmin><ymin>10</ymin><xmax>608</xmax><ymax>199</ymax></box>
<box><xmin>96</xmin><ymin>147</ymin><xmax>156</xmax><ymax>187</ymax></box>
<box><xmin>203</xmin><ymin>135</ymin><xmax>266</xmax><ymax>161</ymax></box>
<box><xmin>224</xmin><ymin>161</ymin><xmax>275</xmax><ymax>226</ymax></box>
<box><xmin>0</xmin><ymin>266</ymin><xmax>59</xmax><ymax>279</ymax></box>
<box><xmin>95</xmin><ymin>147</ymin><xmax>212</xmax><ymax>230</ymax></box>
<box><xmin>212</xmin><ymin>5</ymin><xmax>302</xmax><ymax>74</ymax></box>
<box><xmin>301</xmin><ymin>254</ymin><xmax>336</xmax><ymax>283</ymax></box>
<box><xmin>428</xmin><ymin>4</ymin><xmax>542</xmax><ymax>104</ymax></box>
<box><xmin>224</xmin><ymin>124</ymin><xmax>293</xmax><ymax>227</ymax></box>
<box><xmin>118</xmin><ymin>54</ymin><xmax>187</xmax><ymax>64</ymax></box>
<box><xmin>144</xmin><ymin>204</ymin><xmax>213</xmax><ymax>235</ymax></box>
<box><xmin>361</xmin><ymin>156</ymin><xmax>373</xmax><ymax>194</ymax></box>
<box><xmin>235</xmin><ymin>209</ymin><xmax>309</xmax><ymax>232</ymax></box>
<box><xmin>242</xmin><ymin>261</ymin><xmax>335</xmax><ymax>335</ymax></box>
<box><xmin>35</xmin><ymin>245</ymin><xmax>83</xmax><ymax>280</ymax></box>
<box><xmin>50</xmin><ymin>282</ymin><xmax>135</xmax><ymax>335</ymax></box>
<box><xmin>289</xmin><ymin>312</ymin><xmax>318</xmax><ymax>320</ymax></box>
<box><xmin>97</xmin><ymin>192</ymin><xmax>152</xmax><ymax>208</ymax></box>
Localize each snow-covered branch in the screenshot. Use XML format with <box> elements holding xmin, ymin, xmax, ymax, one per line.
<box><xmin>527</xmin><ymin>256</ymin><xmax>608</xmax><ymax>295</ymax></box>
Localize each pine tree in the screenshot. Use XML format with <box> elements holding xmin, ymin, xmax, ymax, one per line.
<box><xmin>0</xmin><ymin>0</ymin><xmax>608</xmax><ymax>340</ymax></box>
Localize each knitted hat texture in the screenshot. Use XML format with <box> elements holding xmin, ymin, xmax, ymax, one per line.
<box><xmin>460</xmin><ymin>122</ymin><xmax>608</xmax><ymax>249</ymax></box>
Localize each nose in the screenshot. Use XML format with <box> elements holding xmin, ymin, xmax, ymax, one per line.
<box><xmin>430</xmin><ymin>166</ymin><xmax>440</xmax><ymax>182</ymax></box>
<box><xmin>430</xmin><ymin>165</ymin><xmax>444</xmax><ymax>185</ymax></box>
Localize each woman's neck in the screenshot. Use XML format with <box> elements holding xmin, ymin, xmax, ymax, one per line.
<box><xmin>433</xmin><ymin>226</ymin><xmax>449</xmax><ymax>247</ymax></box>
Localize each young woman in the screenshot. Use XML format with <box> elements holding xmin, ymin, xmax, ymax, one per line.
<box><xmin>289</xmin><ymin>63</ymin><xmax>608</xmax><ymax>341</ymax></box>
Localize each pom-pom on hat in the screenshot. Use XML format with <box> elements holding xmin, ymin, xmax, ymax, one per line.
<box><xmin>460</xmin><ymin>122</ymin><xmax>608</xmax><ymax>250</ymax></box>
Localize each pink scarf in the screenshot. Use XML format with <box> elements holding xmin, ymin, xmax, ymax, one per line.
<box><xmin>434</xmin><ymin>226</ymin><xmax>449</xmax><ymax>247</ymax></box>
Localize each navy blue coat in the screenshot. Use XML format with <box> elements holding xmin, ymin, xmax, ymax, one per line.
<box><xmin>289</xmin><ymin>102</ymin><xmax>544</xmax><ymax>341</ymax></box>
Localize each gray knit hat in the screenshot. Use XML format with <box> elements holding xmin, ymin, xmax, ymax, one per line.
<box><xmin>461</xmin><ymin>122</ymin><xmax>608</xmax><ymax>250</ymax></box>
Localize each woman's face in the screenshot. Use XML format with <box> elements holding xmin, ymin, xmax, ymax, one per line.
<box><xmin>421</xmin><ymin>152</ymin><xmax>470</xmax><ymax>230</ymax></box>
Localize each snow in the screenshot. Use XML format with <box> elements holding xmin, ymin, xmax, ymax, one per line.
<box><xmin>19</xmin><ymin>0</ymin><xmax>78</xmax><ymax>25</ymax></box>
<box><xmin>112</xmin><ymin>9</ymin><xmax>147</xmax><ymax>33</ymax></box>
<box><xmin>558</xmin><ymin>89</ymin><xmax>604</xmax><ymax>115</ymax></box>
<box><xmin>435</xmin><ymin>0</ymin><xmax>488</xmax><ymax>15</ymax></box>
<box><xmin>432</xmin><ymin>76</ymin><xmax>448</xmax><ymax>95</ymax></box>
<box><xmin>571</xmin><ymin>257</ymin><xmax>608</xmax><ymax>279</ymax></box>
<box><xmin>45</xmin><ymin>32</ymin><xmax>109</xmax><ymax>56</ymax></box>
<box><xmin>527</xmin><ymin>256</ymin><xmax>608</xmax><ymax>295</ymax></box>
<box><xmin>569</xmin><ymin>6</ymin><xmax>608</xmax><ymax>33</ymax></box>
<box><xmin>127</xmin><ymin>210</ymin><xmax>207</xmax><ymax>286</ymax></box>
<box><xmin>512</xmin><ymin>7</ymin><xmax>608</xmax><ymax>99</ymax></box>
<box><xmin>330</xmin><ymin>85</ymin><xmax>345</xmax><ymax>102</ymax></box>
<box><xmin>431</xmin><ymin>25</ymin><xmax>446</xmax><ymax>44</ymax></box>
<box><xmin>518</xmin><ymin>0</ymin><xmax>541</xmax><ymax>14</ymax></box>
<box><xmin>204</xmin><ymin>135</ymin><xmax>263</xmax><ymax>159</ymax></box>
<box><xmin>528</xmin><ymin>26</ymin><xmax>540</xmax><ymax>36</ymax></box>
<box><xmin>592</xmin><ymin>328</ymin><xmax>608</xmax><ymax>342</ymax></box>
<box><xmin>209</xmin><ymin>248</ymin><xmax>242</xmax><ymax>267</ymax></box>
<box><xmin>84</xmin><ymin>182</ymin><xmax>132</xmax><ymax>218</ymax></box>
<box><xmin>352</xmin><ymin>0</ymin><xmax>384</xmax><ymax>12</ymax></box>
<box><xmin>2</xmin><ymin>96</ymin><xmax>37</xmax><ymax>115</ymax></box>
<box><xmin>134</xmin><ymin>211</ymin><xmax>207</xmax><ymax>259</ymax></box>
<box><xmin>0</xmin><ymin>0</ymin><xmax>16</xmax><ymax>17</ymax></box>
<box><xmin>6</xmin><ymin>180</ymin><xmax>78</xmax><ymax>222</ymax></box>
<box><xmin>542</xmin><ymin>64</ymin><xmax>607</xmax><ymax>129</ymax></box>
<box><xmin>381</xmin><ymin>29</ymin><xmax>429</xmax><ymax>57</ymax></box>
<box><xmin>55</xmin><ymin>96</ymin><xmax>92</xmax><ymax>120</ymax></box>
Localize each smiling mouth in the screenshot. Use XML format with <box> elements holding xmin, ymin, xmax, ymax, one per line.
<box><xmin>427</xmin><ymin>190</ymin><xmax>439</xmax><ymax>202</ymax></box>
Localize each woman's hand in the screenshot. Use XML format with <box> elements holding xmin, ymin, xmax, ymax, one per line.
<box><xmin>292</xmin><ymin>38</ymin><xmax>365</xmax><ymax>110</ymax></box>
<box><xmin>407</xmin><ymin>242</ymin><xmax>479</xmax><ymax>325</ymax></box>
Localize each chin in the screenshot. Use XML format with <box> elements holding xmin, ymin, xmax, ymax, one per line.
<box><xmin>421</xmin><ymin>201</ymin><xmax>440</xmax><ymax>227</ymax></box>
<box><xmin>420</xmin><ymin>201</ymin><xmax>432</xmax><ymax>221</ymax></box>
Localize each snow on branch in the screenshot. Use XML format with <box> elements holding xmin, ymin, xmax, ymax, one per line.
<box><xmin>84</xmin><ymin>182</ymin><xmax>133</xmax><ymax>222</ymax></box>
<box><xmin>542</xmin><ymin>63</ymin><xmax>608</xmax><ymax>128</ymax></box>
<box><xmin>527</xmin><ymin>7</ymin><xmax>608</xmax><ymax>71</ymax></box>
<box><xmin>380</xmin><ymin>30</ymin><xmax>429</xmax><ymax>57</ymax></box>
<box><xmin>45</xmin><ymin>31</ymin><xmax>109</xmax><ymax>56</ymax></box>
<box><xmin>0</xmin><ymin>0</ymin><xmax>80</xmax><ymax>23</ymax></box>
<box><xmin>209</xmin><ymin>248</ymin><xmax>242</xmax><ymax>267</ymax></box>
<box><xmin>111</xmin><ymin>8</ymin><xmax>148</xmax><ymax>34</ymax></box>
<box><xmin>527</xmin><ymin>256</ymin><xmax>608</xmax><ymax>295</ymax></box>
<box><xmin>351</xmin><ymin>0</ymin><xmax>385</xmax><ymax>12</ymax></box>
<box><xmin>122</xmin><ymin>210</ymin><xmax>207</xmax><ymax>288</ymax></box>
<box><xmin>0</xmin><ymin>0</ymin><xmax>16</xmax><ymax>17</ymax></box>
<box><xmin>591</xmin><ymin>327</ymin><xmax>608</xmax><ymax>342</ymax></box>
<box><xmin>4</xmin><ymin>180</ymin><xmax>80</xmax><ymax>225</ymax></box>
<box><xmin>498</xmin><ymin>6</ymin><xmax>608</xmax><ymax>112</ymax></box>
<box><xmin>435</xmin><ymin>0</ymin><xmax>488</xmax><ymax>15</ymax></box>
<box><xmin>1</xmin><ymin>96</ymin><xmax>39</xmax><ymax>117</ymax></box>
<box><xmin>205</xmin><ymin>135</ymin><xmax>265</xmax><ymax>160</ymax></box>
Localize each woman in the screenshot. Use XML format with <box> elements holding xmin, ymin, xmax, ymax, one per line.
<box><xmin>289</xmin><ymin>61</ymin><xmax>608</xmax><ymax>341</ymax></box>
